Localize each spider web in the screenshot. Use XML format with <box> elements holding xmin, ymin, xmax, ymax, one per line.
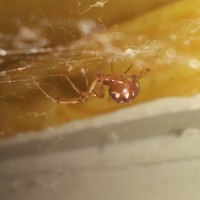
<box><xmin>0</xmin><ymin>0</ymin><xmax>161</xmax><ymax>87</ymax></box>
<box><xmin>0</xmin><ymin>0</ymin><xmax>200</xmax><ymax>136</ymax></box>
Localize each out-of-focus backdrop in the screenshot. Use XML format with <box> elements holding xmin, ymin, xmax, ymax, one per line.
<box><xmin>1</xmin><ymin>1</ymin><xmax>200</xmax><ymax>200</ymax></box>
<box><xmin>1</xmin><ymin>0</ymin><xmax>200</xmax><ymax>137</ymax></box>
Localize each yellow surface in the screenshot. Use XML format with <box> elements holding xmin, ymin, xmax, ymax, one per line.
<box><xmin>1</xmin><ymin>0</ymin><xmax>200</xmax><ymax>137</ymax></box>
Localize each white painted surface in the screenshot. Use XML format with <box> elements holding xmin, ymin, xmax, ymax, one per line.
<box><xmin>1</xmin><ymin>95</ymin><xmax>200</xmax><ymax>200</ymax></box>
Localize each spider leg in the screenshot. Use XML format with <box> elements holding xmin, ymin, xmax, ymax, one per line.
<box><xmin>123</xmin><ymin>64</ymin><xmax>134</xmax><ymax>75</ymax></box>
<box><xmin>85</xmin><ymin>78</ymin><xmax>98</xmax><ymax>95</ymax></box>
<box><xmin>91</xmin><ymin>78</ymin><xmax>105</xmax><ymax>98</ymax></box>
<box><xmin>34</xmin><ymin>79</ymin><xmax>88</xmax><ymax>104</ymax></box>
<box><xmin>83</xmin><ymin>68</ymin><xmax>89</xmax><ymax>88</ymax></box>
<box><xmin>64</xmin><ymin>68</ymin><xmax>89</xmax><ymax>95</ymax></box>
<box><xmin>64</xmin><ymin>75</ymin><xmax>84</xmax><ymax>95</ymax></box>
<box><xmin>136</xmin><ymin>68</ymin><xmax>151</xmax><ymax>81</ymax></box>
<box><xmin>148</xmin><ymin>48</ymin><xmax>161</xmax><ymax>69</ymax></box>
<box><xmin>136</xmin><ymin>48</ymin><xmax>161</xmax><ymax>81</ymax></box>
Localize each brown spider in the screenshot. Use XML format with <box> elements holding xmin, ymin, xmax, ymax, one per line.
<box><xmin>0</xmin><ymin>47</ymin><xmax>159</xmax><ymax>104</ymax></box>
<box><xmin>34</xmin><ymin>64</ymin><xmax>150</xmax><ymax>104</ymax></box>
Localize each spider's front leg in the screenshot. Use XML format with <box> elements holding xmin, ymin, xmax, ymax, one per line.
<box><xmin>65</xmin><ymin>75</ymin><xmax>103</xmax><ymax>98</ymax></box>
<box><xmin>91</xmin><ymin>78</ymin><xmax>105</xmax><ymax>98</ymax></box>
<box><xmin>34</xmin><ymin>79</ymin><xmax>88</xmax><ymax>104</ymax></box>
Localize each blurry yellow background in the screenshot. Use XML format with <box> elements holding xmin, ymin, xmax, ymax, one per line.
<box><xmin>1</xmin><ymin>0</ymin><xmax>200</xmax><ymax>137</ymax></box>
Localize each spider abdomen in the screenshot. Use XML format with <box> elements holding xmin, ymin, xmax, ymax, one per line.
<box><xmin>109</xmin><ymin>80</ymin><xmax>140</xmax><ymax>103</ymax></box>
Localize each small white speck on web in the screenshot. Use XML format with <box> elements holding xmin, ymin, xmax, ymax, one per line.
<box><xmin>0</xmin><ymin>49</ymin><xmax>7</xmax><ymax>56</ymax></box>
<box><xmin>122</xmin><ymin>48</ymin><xmax>136</xmax><ymax>58</ymax></box>
<box><xmin>188</xmin><ymin>58</ymin><xmax>200</xmax><ymax>69</ymax></box>
<box><xmin>81</xmin><ymin>67</ymin><xmax>86</xmax><ymax>75</ymax></box>
<box><xmin>0</xmin><ymin>71</ymin><xmax>6</xmax><ymax>76</ymax></box>
<box><xmin>78</xmin><ymin>19</ymin><xmax>96</xmax><ymax>36</ymax></box>
<box><xmin>27</xmin><ymin>112</ymin><xmax>46</xmax><ymax>118</ymax></box>
<box><xmin>79</xmin><ymin>0</ymin><xmax>109</xmax><ymax>14</ymax></box>
<box><xmin>166</xmin><ymin>48</ymin><xmax>176</xmax><ymax>58</ymax></box>
<box><xmin>67</xmin><ymin>65</ymin><xmax>74</xmax><ymax>72</ymax></box>
<box><xmin>95</xmin><ymin>1</ymin><xmax>107</xmax><ymax>8</ymax></box>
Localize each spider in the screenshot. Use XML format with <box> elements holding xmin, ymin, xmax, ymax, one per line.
<box><xmin>33</xmin><ymin>48</ymin><xmax>161</xmax><ymax>104</ymax></box>
<box><xmin>34</xmin><ymin>64</ymin><xmax>150</xmax><ymax>104</ymax></box>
